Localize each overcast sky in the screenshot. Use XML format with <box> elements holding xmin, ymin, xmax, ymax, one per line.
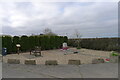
<box><xmin>0</xmin><ymin>2</ymin><xmax>118</xmax><ymax>38</ymax></box>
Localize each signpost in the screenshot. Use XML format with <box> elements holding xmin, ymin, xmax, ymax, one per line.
<box><xmin>16</xmin><ymin>44</ymin><xmax>21</xmax><ymax>55</ymax></box>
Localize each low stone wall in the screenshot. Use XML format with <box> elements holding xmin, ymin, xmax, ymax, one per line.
<box><xmin>6</xmin><ymin>58</ymin><xmax>113</xmax><ymax>65</ymax></box>
<box><xmin>25</xmin><ymin>59</ymin><xmax>36</xmax><ymax>65</ymax></box>
<box><xmin>68</xmin><ymin>60</ymin><xmax>81</xmax><ymax>65</ymax></box>
<box><xmin>45</xmin><ymin>60</ymin><xmax>58</xmax><ymax>65</ymax></box>
<box><xmin>7</xmin><ymin>59</ymin><xmax>20</xmax><ymax>64</ymax></box>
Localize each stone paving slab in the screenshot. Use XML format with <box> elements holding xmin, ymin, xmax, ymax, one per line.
<box><xmin>79</xmin><ymin>63</ymin><xmax>118</xmax><ymax>78</ymax></box>
<box><xmin>7</xmin><ymin>59</ymin><xmax>20</xmax><ymax>64</ymax></box>
<box><xmin>25</xmin><ymin>59</ymin><xmax>36</xmax><ymax>65</ymax></box>
<box><xmin>2</xmin><ymin>63</ymin><xmax>118</xmax><ymax>78</ymax></box>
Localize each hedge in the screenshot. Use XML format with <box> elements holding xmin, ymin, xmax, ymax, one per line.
<box><xmin>68</xmin><ymin>38</ymin><xmax>119</xmax><ymax>52</ymax></box>
<box><xmin>2</xmin><ymin>35</ymin><xmax>68</xmax><ymax>53</ymax></box>
<box><xmin>12</xmin><ymin>36</ymin><xmax>20</xmax><ymax>53</ymax></box>
<box><xmin>0</xmin><ymin>36</ymin><xmax>2</xmax><ymax>54</ymax></box>
<box><xmin>2</xmin><ymin>35</ymin><xmax>12</xmax><ymax>53</ymax></box>
<box><xmin>20</xmin><ymin>35</ymin><xmax>29</xmax><ymax>52</ymax></box>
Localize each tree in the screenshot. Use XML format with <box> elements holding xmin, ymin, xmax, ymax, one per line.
<box><xmin>2</xmin><ymin>35</ymin><xmax>12</xmax><ymax>53</ymax></box>
<box><xmin>20</xmin><ymin>35</ymin><xmax>29</xmax><ymax>52</ymax></box>
<box><xmin>74</xmin><ymin>29</ymin><xmax>82</xmax><ymax>39</ymax></box>
<box><xmin>74</xmin><ymin>29</ymin><xmax>82</xmax><ymax>49</ymax></box>
<box><xmin>43</xmin><ymin>28</ymin><xmax>57</xmax><ymax>36</ymax></box>
<box><xmin>12</xmin><ymin>36</ymin><xmax>20</xmax><ymax>52</ymax></box>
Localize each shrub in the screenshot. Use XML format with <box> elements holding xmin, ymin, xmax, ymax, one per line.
<box><xmin>2</xmin><ymin>35</ymin><xmax>68</xmax><ymax>53</ymax></box>
<box><xmin>12</xmin><ymin>36</ymin><xmax>20</xmax><ymax>53</ymax></box>
<box><xmin>20</xmin><ymin>35</ymin><xmax>29</xmax><ymax>52</ymax></box>
<box><xmin>111</xmin><ymin>51</ymin><xmax>119</xmax><ymax>56</ymax></box>
<box><xmin>69</xmin><ymin>38</ymin><xmax>119</xmax><ymax>51</ymax></box>
<box><xmin>2</xmin><ymin>35</ymin><xmax>12</xmax><ymax>53</ymax></box>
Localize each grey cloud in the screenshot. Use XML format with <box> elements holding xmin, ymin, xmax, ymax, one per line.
<box><xmin>0</xmin><ymin>2</ymin><xmax>118</xmax><ymax>38</ymax></box>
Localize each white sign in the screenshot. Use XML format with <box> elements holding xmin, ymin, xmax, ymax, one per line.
<box><xmin>63</xmin><ymin>42</ymin><xmax>67</xmax><ymax>48</ymax></box>
<box><xmin>16</xmin><ymin>44</ymin><xmax>21</xmax><ymax>47</ymax></box>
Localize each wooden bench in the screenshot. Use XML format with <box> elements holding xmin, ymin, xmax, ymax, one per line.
<box><xmin>30</xmin><ymin>47</ymin><xmax>41</xmax><ymax>57</ymax></box>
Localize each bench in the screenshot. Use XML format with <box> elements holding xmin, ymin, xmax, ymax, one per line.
<box><xmin>30</xmin><ymin>47</ymin><xmax>41</xmax><ymax>57</ymax></box>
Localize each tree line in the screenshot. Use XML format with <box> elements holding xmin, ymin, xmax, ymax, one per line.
<box><xmin>68</xmin><ymin>38</ymin><xmax>119</xmax><ymax>52</ymax></box>
<box><xmin>2</xmin><ymin>35</ymin><xmax>68</xmax><ymax>53</ymax></box>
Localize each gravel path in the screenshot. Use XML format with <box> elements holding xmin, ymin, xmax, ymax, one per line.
<box><xmin>2</xmin><ymin>48</ymin><xmax>111</xmax><ymax>64</ymax></box>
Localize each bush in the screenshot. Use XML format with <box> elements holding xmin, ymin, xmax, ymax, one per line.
<box><xmin>111</xmin><ymin>51</ymin><xmax>119</xmax><ymax>56</ymax></box>
<box><xmin>20</xmin><ymin>35</ymin><xmax>29</xmax><ymax>52</ymax></box>
<box><xmin>12</xmin><ymin>36</ymin><xmax>20</xmax><ymax>53</ymax></box>
<box><xmin>2</xmin><ymin>35</ymin><xmax>12</xmax><ymax>53</ymax></box>
<box><xmin>0</xmin><ymin>36</ymin><xmax>2</xmax><ymax>54</ymax></box>
<box><xmin>69</xmin><ymin>38</ymin><xmax>119</xmax><ymax>51</ymax></box>
<box><xmin>2</xmin><ymin>35</ymin><xmax>68</xmax><ymax>53</ymax></box>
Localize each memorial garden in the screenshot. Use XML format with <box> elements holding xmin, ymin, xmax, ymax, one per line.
<box><xmin>0</xmin><ymin>35</ymin><xmax>119</xmax><ymax>65</ymax></box>
<box><xmin>0</xmin><ymin>35</ymin><xmax>119</xmax><ymax>78</ymax></box>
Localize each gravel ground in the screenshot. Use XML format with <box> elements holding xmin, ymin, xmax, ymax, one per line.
<box><xmin>2</xmin><ymin>48</ymin><xmax>111</xmax><ymax>64</ymax></box>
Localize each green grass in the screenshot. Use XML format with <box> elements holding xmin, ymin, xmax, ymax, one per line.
<box><xmin>111</xmin><ymin>52</ymin><xmax>119</xmax><ymax>56</ymax></box>
<box><xmin>77</xmin><ymin>47</ymin><xmax>81</xmax><ymax>49</ymax></box>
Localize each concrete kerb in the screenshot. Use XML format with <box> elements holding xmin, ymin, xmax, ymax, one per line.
<box><xmin>25</xmin><ymin>59</ymin><xmax>36</xmax><ymax>65</ymax></box>
<box><xmin>7</xmin><ymin>58</ymin><xmax>110</xmax><ymax>65</ymax></box>
<box><xmin>45</xmin><ymin>60</ymin><xmax>58</xmax><ymax>65</ymax></box>
<box><xmin>68</xmin><ymin>59</ymin><xmax>81</xmax><ymax>65</ymax></box>
<box><xmin>7</xmin><ymin>59</ymin><xmax>20</xmax><ymax>64</ymax></box>
<box><xmin>6</xmin><ymin>59</ymin><xmax>82</xmax><ymax>65</ymax></box>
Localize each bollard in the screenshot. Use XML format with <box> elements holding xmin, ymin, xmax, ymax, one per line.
<box><xmin>25</xmin><ymin>59</ymin><xmax>36</xmax><ymax>65</ymax></box>
<box><xmin>45</xmin><ymin>60</ymin><xmax>58</xmax><ymax>65</ymax></box>
<box><xmin>7</xmin><ymin>59</ymin><xmax>20</xmax><ymax>64</ymax></box>
<box><xmin>68</xmin><ymin>60</ymin><xmax>81</xmax><ymax>65</ymax></box>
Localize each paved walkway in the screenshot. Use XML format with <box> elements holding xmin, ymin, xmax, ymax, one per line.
<box><xmin>2</xmin><ymin>63</ymin><xmax>118</xmax><ymax>78</ymax></box>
